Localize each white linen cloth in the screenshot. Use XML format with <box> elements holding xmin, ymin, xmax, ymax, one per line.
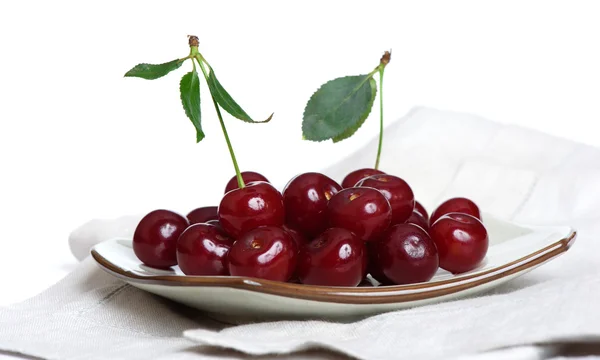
<box><xmin>1</xmin><ymin>107</ymin><xmax>600</xmax><ymax>360</ymax></box>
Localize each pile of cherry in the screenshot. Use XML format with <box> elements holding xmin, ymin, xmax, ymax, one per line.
<box><xmin>133</xmin><ymin>169</ymin><xmax>489</xmax><ymax>287</ymax></box>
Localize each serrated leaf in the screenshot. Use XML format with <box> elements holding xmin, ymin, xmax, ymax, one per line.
<box><xmin>302</xmin><ymin>74</ymin><xmax>376</xmax><ymax>142</ymax></box>
<box><xmin>206</xmin><ymin>66</ymin><xmax>272</xmax><ymax>123</ymax></box>
<box><xmin>125</xmin><ymin>59</ymin><xmax>184</xmax><ymax>80</ymax></box>
<box><xmin>179</xmin><ymin>70</ymin><xmax>204</xmax><ymax>142</ymax></box>
<box><xmin>332</xmin><ymin>78</ymin><xmax>377</xmax><ymax>143</ymax></box>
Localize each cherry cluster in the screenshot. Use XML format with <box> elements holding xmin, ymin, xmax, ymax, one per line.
<box><xmin>133</xmin><ymin>169</ymin><xmax>489</xmax><ymax>287</ymax></box>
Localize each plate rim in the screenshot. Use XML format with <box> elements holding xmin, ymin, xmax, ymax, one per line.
<box><xmin>91</xmin><ymin>229</ymin><xmax>577</xmax><ymax>305</ymax></box>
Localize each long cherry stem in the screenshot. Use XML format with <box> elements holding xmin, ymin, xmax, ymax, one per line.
<box><xmin>374</xmin><ymin>66</ymin><xmax>385</xmax><ymax>170</ymax></box>
<box><xmin>194</xmin><ymin>53</ymin><xmax>245</xmax><ymax>189</ymax></box>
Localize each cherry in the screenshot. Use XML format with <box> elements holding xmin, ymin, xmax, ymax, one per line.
<box><xmin>373</xmin><ymin>223</ymin><xmax>439</xmax><ymax>285</ymax></box>
<box><xmin>227</xmin><ymin>226</ymin><xmax>297</xmax><ymax>282</ymax></box>
<box><xmin>341</xmin><ymin>168</ymin><xmax>385</xmax><ymax>188</ymax></box>
<box><xmin>430</xmin><ymin>197</ymin><xmax>481</xmax><ymax>225</ymax></box>
<box><xmin>133</xmin><ymin>210</ymin><xmax>189</xmax><ymax>269</ymax></box>
<box><xmin>224</xmin><ymin>171</ymin><xmax>269</xmax><ymax>194</ymax></box>
<box><xmin>283</xmin><ymin>172</ymin><xmax>342</xmax><ymax>237</ymax></box>
<box><xmin>429</xmin><ymin>213</ymin><xmax>488</xmax><ymax>273</ymax></box>
<box><xmin>297</xmin><ymin>228</ymin><xmax>366</xmax><ymax>287</ymax></box>
<box><xmin>414</xmin><ymin>201</ymin><xmax>429</xmax><ymax>220</ymax></box>
<box><xmin>218</xmin><ymin>181</ymin><xmax>285</xmax><ymax>238</ymax></box>
<box><xmin>327</xmin><ymin>187</ymin><xmax>392</xmax><ymax>241</ymax></box>
<box><xmin>176</xmin><ymin>223</ymin><xmax>232</xmax><ymax>276</ymax></box>
<box><xmin>356</xmin><ymin>174</ymin><xmax>415</xmax><ymax>225</ymax></box>
<box><xmin>283</xmin><ymin>225</ymin><xmax>307</xmax><ymax>252</ymax></box>
<box><xmin>186</xmin><ymin>206</ymin><xmax>218</xmax><ymax>225</ymax></box>
<box><xmin>406</xmin><ymin>210</ymin><xmax>429</xmax><ymax>231</ymax></box>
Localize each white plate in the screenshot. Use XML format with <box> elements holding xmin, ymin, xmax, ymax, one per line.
<box><xmin>91</xmin><ymin>214</ymin><xmax>576</xmax><ymax>323</ymax></box>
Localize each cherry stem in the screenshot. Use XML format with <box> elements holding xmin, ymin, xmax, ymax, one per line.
<box><xmin>192</xmin><ymin>47</ymin><xmax>245</xmax><ymax>189</ymax></box>
<box><xmin>374</xmin><ymin>66</ymin><xmax>385</xmax><ymax>170</ymax></box>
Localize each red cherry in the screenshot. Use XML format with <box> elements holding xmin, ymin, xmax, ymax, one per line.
<box><xmin>224</xmin><ymin>171</ymin><xmax>269</xmax><ymax>194</ymax></box>
<box><xmin>430</xmin><ymin>197</ymin><xmax>481</xmax><ymax>225</ymax></box>
<box><xmin>374</xmin><ymin>224</ymin><xmax>439</xmax><ymax>285</ymax></box>
<box><xmin>341</xmin><ymin>168</ymin><xmax>385</xmax><ymax>188</ymax></box>
<box><xmin>176</xmin><ymin>223</ymin><xmax>232</xmax><ymax>276</ymax></box>
<box><xmin>283</xmin><ymin>225</ymin><xmax>307</xmax><ymax>252</ymax></box>
<box><xmin>186</xmin><ymin>206</ymin><xmax>218</xmax><ymax>225</ymax></box>
<box><xmin>227</xmin><ymin>226</ymin><xmax>297</xmax><ymax>281</ymax></box>
<box><xmin>429</xmin><ymin>213</ymin><xmax>488</xmax><ymax>273</ymax></box>
<box><xmin>327</xmin><ymin>188</ymin><xmax>392</xmax><ymax>241</ymax></box>
<box><xmin>414</xmin><ymin>201</ymin><xmax>429</xmax><ymax>220</ymax></box>
<box><xmin>356</xmin><ymin>174</ymin><xmax>415</xmax><ymax>225</ymax></box>
<box><xmin>218</xmin><ymin>182</ymin><xmax>285</xmax><ymax>238</ymax></box>
<box><xmin>406</xmin><ymin>211</ymin><xmax>429</xmax><ymax>231</ymax></box>
<box><xmin>283</xmin><ymin>172</ymin><xmax>342</xmax><ymax>237</ymax></box>
<box><xmin>327</xmin><ymin>187</ymin><xmax>392</xmax><ymax>241</ymax></box>
<box><xmin>297</xmin><ymin>228</ymin><xmax>366</xmax><ymax>287</ymax></box>
<box><xmin>133</xmin><ymin>210</ymin><xmax>189</xmax><ymax>269</ymax></box>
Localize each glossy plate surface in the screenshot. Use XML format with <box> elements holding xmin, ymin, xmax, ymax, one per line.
<box><xmin>91</xmin><ymin>214</ymin><xmax>576</xmax><ymax>322</ymax></box>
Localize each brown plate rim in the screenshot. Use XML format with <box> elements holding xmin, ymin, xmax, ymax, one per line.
<box><xmin>91</xmin><ymin>230</ymin><xmax>576</xmax><ymax>305</ymax></box>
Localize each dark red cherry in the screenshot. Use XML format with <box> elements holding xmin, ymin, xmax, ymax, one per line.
<box><xmin>429</xmin><ymin>213</ymin><xmax>488</xmax><ymax>274</ymax></box>
<box><xmin>327</xmin><ymin>187</ymin><xmax>392</xmax><ymax>241</ymax></box>
<box><xmin>406</xmin><ymin>210</ymin><xmax>429</xmax><ymax>231</ymax></box>
<box><xmin>283</xmin><ymin>172</ymin><xmax>342</xmax><ymax>237</ymax></box>
<box><xmin>224</xmin><ymin>171</ymin><xmax>269</xmax><ymax>194</ymax></box>
<box><xmin>297</xmin><ymin>228</ymin><xmax>366</xmax><ymax>287</ymax></box>
<box><xmin>186</xmin><ymin>206</ymin><xmax>218</xmax><ymax>225</ymax></box>
<box><xmin>341</xmin><ymin>168</ymin><xmax>385</xmax><ymax>188</ymax></box>
<box><xmin>133</xmin><ymin>210</ymin><xmax>189</xmax><ymax>269</ymax></box>
<box><xmin>430</xmin><ymin>197</ymin><xmax>481</xmax><ymax>225</ymax></box>
<box><xmin>356</xmin><ymin>174</ymin><xmax>415</xmax><ymax>225</ymax></box>
<box><xmin>218</xmin><ymin>182</ymin><xmax>285</xmax><ymax>238</ymax></box>
<box><xmin>227</xmin><ymin>226</ymin><xmax>297</xmax><ymax>281</ymax></box>
<box><xmin>414</xmin><ymin>201</ymin><xmax>429</xmax><ymax>220</ymax></box>
<box><xmin>283</xmin><ymin>225</ymin><xmax>307</xmax><ymax>252</ymax></box>
<box><xmin>176</xmin><ymin>224</ymin><xmax>232</xmax><ymax>276</ymax></box>
<box><xmin>204</xmin><ymin>219</ymin><xmax>226</xmax><ymax>235</ymax></box>
<box><xmin>374</xmin><ymin>224</ymin><xmax>439</xmax><ymax>285</ymax></box>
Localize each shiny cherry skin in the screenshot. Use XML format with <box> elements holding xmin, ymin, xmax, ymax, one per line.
<box><xmin>341</xmin><ymin>168</ymin><xmax>385</xmax><ymax>188</ymax></box>
<box><xmin>297</xmin><ymin>228</ymin><xmax>366</xmax><ymax>286</ymax></box>
<box><xmin>283</xmin><ymin>172</ymin><xmax>342</xmax><ymax>237</ymax></box>
<box><xmin>327</xmin><ymin>187</ymin><xmax>392</xmax><ymax>241</ymax></box>
<box><xmin>133</xmin><ymin>210</ymin><xmax>189</xmax><ymax>269</ymax></box>
<box><xmin>186</xmin><ymin>206</ymin><xmax>218</xmax><ymax>225</ymax></box>
<box><xmin>430</xmin><ymin>197</ymin><xmax>481</xmax><ymax>225</ymax></box>
<box><xmin>224</xmin><ymin>171</ymin><xmax>269</xmax><ymax>194</ymax></box>
<box><xmin>218</xmin><ymin>181</ymin><xmax>285</xmax><ymax>238</ymax></box>
<box><xmin>414</xmin><ymin>201</ymin><xmax>429</xmax><ymax>220</ymax></box>
<box><xmin>429</xmin><ymin>213</ymin><xmax>489</xmax><ymax>273</ymax></box>
<box><xmin>374</xmin><ymin>224</ymin><xmax>439</xmax><ymax>285</ymax></box>
<box><xmin>176</xmin><ymin>224</ymin><xmax>232</xmax><ymax>276</ymax></box>
<box><xmin>228</xmin><ymin>226</ymin><xmax>297</xmax><ymax>281</ymax></box>
<box><xmin>356</xmin><ymin>174</ymin><xmax>415</xmax><ymax>225</ymax></box>
<box><xmin>406</xmin><ymin>210</ymin><xmax>429</xmax><ymax>231</ymax></box>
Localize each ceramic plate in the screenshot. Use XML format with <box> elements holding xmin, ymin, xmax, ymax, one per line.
<box><xmin>91</xmin><ymin>214</ymin><xmax>576</xmax><ymax>323</ymax></box>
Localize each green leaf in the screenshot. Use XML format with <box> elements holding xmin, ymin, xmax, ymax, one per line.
<box><xmin>179</xmin><ymin>70</ymin><xmax>204</xmax><ymax>142</ymax></box>
<box><xmin>206</xmin><ymin>66</ymin><xmax>273</xmax><ymax>123</ymax></box>
<box><xmin>125</xmin><ymin>59</ymin><xmax>184</xmax><ymax>80</ymax></box>
<box><xmin>332</xmin><ymin>78</ymin><xmax>377</xmax><ymax>143</ymax></box>
<box><xmin>302</xmin><ymin>74</ymin><xmax>377</xmax><ymax>141</ymax></box>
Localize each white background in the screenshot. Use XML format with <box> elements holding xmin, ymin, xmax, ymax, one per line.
<box><xmin>0</xmin><ymin>0</ymin><xmax>599</xmax><ymax>306</ymax></box>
